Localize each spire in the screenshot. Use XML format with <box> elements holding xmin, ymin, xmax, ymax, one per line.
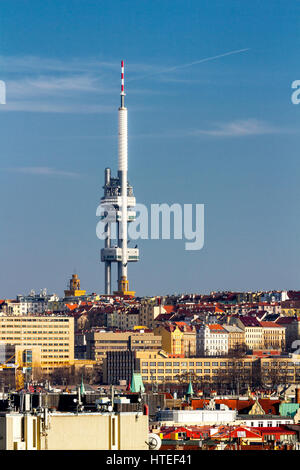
<box><xmin>130</xmin><ymin>372</ymin><xmax>145</xmax><ymax>393</ymax></box>
<box><xmin>187</xmin><ymin>378</ymin><xmax>194</xmax><ymax>397</ymax></box>
<box><xmin>80</xmin><ymin>375</ymin><xmax>86</xmax><ymax>395</ymax></box>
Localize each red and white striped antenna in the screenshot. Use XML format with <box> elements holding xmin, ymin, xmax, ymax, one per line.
<box><xmin>120</xmin><ymin>60</ymin><xmax>125</xmax><ymax>107</ymax></box>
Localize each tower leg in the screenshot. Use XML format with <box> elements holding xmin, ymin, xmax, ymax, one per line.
<box><xmin>104</xmin><ymin>220</ymin><xmax>111</xmax><ymax>295</ymax></box>
<box><xmin>105</xmin><ymin>261</ymin><xmax>111</xmax><ymax>295</ymax></box>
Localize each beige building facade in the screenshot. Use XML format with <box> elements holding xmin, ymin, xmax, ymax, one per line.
<box><xmin>0</xmin><ymin>411</ymin><xmax>149</xmax><ymax>450</ymax></box>
<box><xmin>0</xmin><ymin>315</ymin><xmax>74</xmax><ymax>373</ymax></box>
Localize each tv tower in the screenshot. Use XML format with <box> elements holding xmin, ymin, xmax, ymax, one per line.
<box><xmin>100</xmin><ymin>61</ymin><xmax>139</xmax><ymax>296</ymax></box>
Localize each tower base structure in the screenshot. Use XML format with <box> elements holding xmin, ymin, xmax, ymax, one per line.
<box><xmin>113</xmin><ymin>276</ymin><xmax>135</xmax><ymax>297</ymax></box>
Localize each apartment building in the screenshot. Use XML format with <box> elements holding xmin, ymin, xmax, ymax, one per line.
<box><xmin>260</xmin><ymin>321</ymin><xmax>286</xmax><ymax>350</ymax></box>
<box><xmin>196</xmin><ymin>324</ymin><xmax>229</xmax><ymax>356</ymax></box>
<box><xmin>106</xmin><ymin>309</ymin><xmax>140</xmax><ymax>330</ymax></box>
<box><xmin>86</xmin><ymin>330</ymin><xmax>162</xmax><ymax>365</ymax></box>
<box><xmin>232</xmin><ymin>317</ymin><xmax>264</xmax><ymax>350</ymax></box>
<box><xmin>276</xmin><ymin>317</ymin><xmax>299</xmax><ymax>350</ymax></box>
<box><xmin>139</xmin><ymin>299</ymin><xmax>166</xmax><ymax>329</ymax></box>
<box><xmin>222</xmin><ymin>325</ymin><xmax>245</xmax><ymax>352</ymax></box>
<box><xmin>154</xmin><ymin>323</ymin><xmax>196</xmax><ymax>357</ymax></box>
<box><xmin>0</xmin><ymin>315</ymin><xmax>74</xmax><ymax>373</ymax></box>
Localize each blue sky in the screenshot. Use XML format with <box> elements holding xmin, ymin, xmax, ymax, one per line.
<box><xmin>0</xmin><ymin>0</ymin><xmax>300</xmax><ymax>297</ymax></box>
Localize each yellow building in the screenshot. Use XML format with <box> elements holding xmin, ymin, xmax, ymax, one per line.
<box><xmin>260</xmin><ymin>356</ymin><xmax>300</xmax><ymax>385</ymax></box>
<box><xmin>222</xmin><ymin>325</ymin><xmax>245</xmax><ymax>352</ymax></box>
<box><xmin>154</xmin><ymin>324</ymin><xmax>183</xmax><ymax>356</ymax></box>
<box><xmin>87</xmin><ymin>330</ymin><xmax>162</xmax><ymax>365</ymax></box>
<box><xmin>0</xmin><ymin>315</ymin><xmax>74</xmax><ymax>374</ymax></box>
<box><xmin>135</xmin><ymin>350</ymin><xmax>259</xmax><ymax>384</ymax></box>
<box><xmin>281</xmin><ymin>308</ymin><xmax>300</xmax><ymax>317</ymax></box>
<box><xmin>232</xmin><ymin>317</ymin><xmax>264</xmax><ymax>350</ymax></box>
<box><xmin>260</xmin><ymin>322</ymin><xmax>286</xmax><ymax>350</ymax></box>
<box><xmin>154</xmin><ymin>323</ymin><xmax>196</xmax><ymax>357</ymax></box>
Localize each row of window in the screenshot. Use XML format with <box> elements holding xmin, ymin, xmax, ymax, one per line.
<box><xmin>141</xmin><ymin>361</ymin><xmax>250</xmax><ymax>367</ymax></box>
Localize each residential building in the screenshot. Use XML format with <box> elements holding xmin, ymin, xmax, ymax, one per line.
<box><xmin>139</xmin><ymin>299</ymin><xmax>166</xmax><ymax>329</ymax></box>
<box><xmin>154</xmin><ymin>323</ymin><xmax>196</xmax><ymax>357</ymax></box>
<box><xmin>260</xmin><ymin>321</ymin><xmax>286</xmax><ymax>350</ymax></box>
<box><xmin>222</xmin><ymin>325</ymin><xmax>245</xmax><ymax>352</ymax></box>
<box><xmin>196</xmin><ymin>324</ymin><xmax>229</xmax><ymax>356</ymax></box>
<box><xmin>276</xmin><ymin>317</ymin><xmax>300</xmax><ymax>350</ymax></box>
<box><xmin>154</xmin><ymin>324</ymin><xmax>183</xmax><ymax>356</ymax></box>
<box><xmin>232</xmin><ymin>317</ymin><xmax>264</xmax><ymax>351</ymax></box>
<box><xmin>106</xmin><ymin>308</ymin><xmax>140</xmax><ymax>330</ymax></box>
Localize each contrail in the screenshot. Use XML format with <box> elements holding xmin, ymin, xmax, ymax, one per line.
<box><xmin>127</xmin><ymin>48</ymin><xmax>250</xmax><ymax>82</ymax></box>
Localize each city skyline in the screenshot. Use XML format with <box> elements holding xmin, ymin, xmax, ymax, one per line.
<box><xmin>0</xmin><ymin>1</ymin><xmax>300</xmax><ymax>298</ymax></box>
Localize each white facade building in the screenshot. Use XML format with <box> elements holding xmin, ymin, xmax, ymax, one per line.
<box><xmin>197</xmin><ymin>324</ymin><xmax>229</xmax><ymax>356</ymax></box>
<box><xmin>156</xmin><ymin>408</ymin><xmax>237</xmax><ymax>426</ymax></box>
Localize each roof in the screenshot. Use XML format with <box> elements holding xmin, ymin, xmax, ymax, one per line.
<box><xmin>239</xmin><ymin>316</ymin><xmax>261</xmax><ymax>327</ymax></box>
<box><xmin>191</xmin><ymin>398</ymin><xmax>281</xmax><ymax>415</ymax></box>
<box><xmin>276</xmin><ymin>317</ymin><xmax>296</xmax><ymax>325</ymax></box>
<box><xmin>163</xmin><ymin>305</ymin><xmax>175</xmax><ymax>314</ymax></box>
<box><xmin>252</xmin><ymin>426</ymin><xmax>296</xmax><ymax>435</ymax></box>
<box><xmin>207</xmin><ymin>324</ymin><xmax>225</xmax><ymax>332</ymax></box>
<box><xmin>259</xmin><ymin>321</ymin><xmax>284</xmax><ymax>328</ymax></box>
<box><xmin>213</xmin><ymin>426</ymin><xmax>262</xmax><ymax>440</ymax></box>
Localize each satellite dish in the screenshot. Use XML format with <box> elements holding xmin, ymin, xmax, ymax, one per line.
<box><xmin>148</xmin><ymin>433</ymin><xmax>161</xmax><ymax>450</ymax></box>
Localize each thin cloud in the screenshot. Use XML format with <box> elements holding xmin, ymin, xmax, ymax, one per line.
<box><xmin>0</xmin><ymin>101</ymin><xmax>114</xmax><ymax>114</ymax></box>
<box><xmin>0</xmin><ymin>56</ymin><xmax>117</xmax><ymax>74</ymax></box>
<box><xmin>4</xmin><ymin>167</ymin><xmax>80</xmax><ymax>178</ymax></box>
<box><xmin>7</xmin><ymin>76</ymin><xmax>102</xmax><ymax>96</ymax></box>
<box><xmin>190</xmin><ymin>119</ymin><xmax>279</xmax><ymax>137</ymax></box>
<box><xmin>0</xmin><ymin>51</ymin><xmax>249</xmax><ymax>113</ymax></box>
